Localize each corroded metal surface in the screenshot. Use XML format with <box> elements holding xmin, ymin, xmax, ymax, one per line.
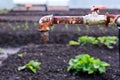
<box><xmin>53</xmin><ymin>16</ymin><xmax>83</xmax><ymax>24</ymax></box>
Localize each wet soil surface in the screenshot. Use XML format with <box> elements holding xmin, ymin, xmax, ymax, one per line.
<box><xmin>0</xmin><ymin>9</ymin><xmax>119</xmax><ymax>80</ymax></box>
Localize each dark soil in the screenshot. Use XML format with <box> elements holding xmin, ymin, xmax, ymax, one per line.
<box><xmin>0</xmin><ymin>44</ymin><xmax>119</xmax><ymax>80</ymax></box>
<box><xmin>0</xmin><ymin>9</ymin><xmax>119</xmax><ymax>80</ymax></box>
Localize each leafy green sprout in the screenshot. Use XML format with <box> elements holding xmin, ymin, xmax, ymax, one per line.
<box><xmin>69</xmin><ymin>36</ymin><xmax>118</xmax><ymax>49</ymax></box>
<box><xmin>85</xmin><ymin>25</ymin><xmax>90</xmax><ymax>30</ymax></box>
<box><xmin>97</xmin><ymin>36</ymin><xmax>118</xmax><ymax>49</ymax></box>
<box><xmin>78</xmin><ymin>36</ymin><xmax>98</xmax><ymax>45</ymax></box>
<box><xmin>67</xmin><ymin>54</ymin><xmax>110</xmax><ymax>74</ymax></box>
<box><xmin>50</xmin><ymin>24</ymin><xmax>56</xmax><ymax>31</ymax></box>
<box><xmin>24</xmin><ymin>22</ymin><xmax>29</xmax><ymax>30</ymax></box>
<box><xmin>18</xmin><ymin>60</ymin><xmax>41</xmax><ymax>73</ymax></box>
<box><xmin>16</xmin><ymin>25</ymin><xmax>21</xmax><ymax>29</ymax></box>
<box><xmin>17</xmin><ymin>54</ymin><xmax>24</xmax><ymax>58</ymax></box>
<box><xmin>98</xmin><ymin>25</ymin><xmax>104</xmax><ymax>31</ymax></box>
<box><xmin>65</xmin><ymin>24</ymin><xmax>69</xmax><ymax>30</ymax></box>
<box><xmin>69</xmin><ymin>40</ymin><xmax>80</xmax><ymax>46</ymax></box>
<box><xmin>34</xmin><ymin>22</ymin><xmax>38</xmax><ymax>26</ymax></box>
<box><xmin>12</xmin><ymin>27</ymin><xmax>17</xmax><ymax>31</ymax></box>
<box><xmin>76</xmin><ymin>24</ymin><xmax>81</xmax><ymax>32</ymax></box>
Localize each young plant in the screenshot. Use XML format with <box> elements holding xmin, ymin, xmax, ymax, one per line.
<box><xmin>17</xmin><ymin>54</ymin><xmax>24</xmax><ymax>58</ymax></box>
<box><xmin>67</xmin><ymin>54</ymin><xmax>110</xmax><ymax>74</ymax></box>
<box><xmin>78</xmin><ymin>36</ymin><xmax>98</xmax><ymax>45</ymax></box>
<box><xmin>97</xmin><ymin>36</ymin><xmax>118</xmax><ymax>49</ymax></box>
<box><xmin>12</xmin><ymin>27</ymin><xmax>16</xmax><ymax>31</ymax></box>
<box><xmin>34</xmin><ymin>22</ymin><xmax>38</xmax><ymax>26</ymax></box>
<box><xmin>65</xmin><ymin>24</ymin><xmax>69</xmax><ymax>30</ymax></box>
<box><xmin>77</xmin><ymin>26</ymin><xmax>81</xmax><ymax>32</ymax></box>
<box><xmin>50</xmin><ymin>24</ymin><xmax>55</xmax><ymax>31</ymax></box>
<box><xmin>18</xmin><ymin>60</ymin><xmax>41</xmax><ymax>73</ymax></box>
<box><xmin>85</xmin><ymin>25</ymin><xmax>90</xmax><ymax>30</ymax></box>
<box><xmin>69</xmin><ymin>40</ymin><xmax>80</xmax><ymax>46</ymax></box>
<box><xmin>24</xmin><ymin>22</ymin><xmax>29</xmax><ymax>30</ymax></box>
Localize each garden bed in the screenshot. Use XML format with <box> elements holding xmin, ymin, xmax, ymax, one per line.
<box><xmin>0</xmin><ymin>9</ymin><xmax>119</xmax><ymax>80</ymax></box>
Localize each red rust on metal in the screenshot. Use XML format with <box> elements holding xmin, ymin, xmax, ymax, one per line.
<box><xmin>53</xmin><ymin>16</ymin><xmax>83</xmax><ymax>24</ymax></box>
<box><xmin>108</xmin><ymin>15</ymin><xmax>120</xmax><ymax>23</ymax></box>
<box><xmin>39</xmin><ymin>15</ymin><xmax>53</xmax><ymax>31</ymax></box>
<box><xmin>105</xmin><ymin>13</ymin><xmax>110</xmax><ymax>26</ymax></box>
<box><xmin>41</xmin><ymin>36</ymin><xmax>49</xmax><ymax>42</ymax></box>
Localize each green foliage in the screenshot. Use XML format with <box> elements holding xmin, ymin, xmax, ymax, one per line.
<box><xmin>0</xmin><ymin>9</ymin><xmax>9</xmax><ymax>14</ymax></box>
<box><xmin>18</xmin><ymin>60</ymin><xmax>41</xmax><ymax>73</ymax></box>
<box><xmin>34</xmin><ymin>22</ymin><xmax>38</xmax><ymax>26</ymax></box>
<box><xmin>17</xmin><ymin>54</ymin><xmax>24</xmax><ymax>58</ymax></box>
<box><xmin>65</xmin><ymin>24</ymin><xmax>69</xmax><ymax>30</ymax></box>
<box><xmin>69</xmin><ymin>40</ymin><xmax>80</xmax><ymax>45</ymax></box>
<box><xmin>77</xmin><ymin>26</ymin><xmax>81</xmax><ymax>32</ymax></box>
<box><xmin>69</xmin><ymin>36</ymin><xmax>118</xmax><ymax>49</ymax></box>
<box><xmin>67</xmin><ymin>54</ymin><xmax>110</xmax><ymax>74</ymax></box>
<box><xmin>78</xmin><ymin>36</ymin><xmax>98</xmax><ymax>45</ymax></box>
<box><xmin>24</xmin><ymin>22</ymin><xmax>29</xmax><ymax>30</ymax></box>
<box><xmin>86</xmin><ymin>25</ymin><xmax>90</xmax><ymax>30</ymax></box>
<box><xmin>50</xmin><ymin>25</ymin><xmax>55</xmax><ymax>31</ymax></box>
<box><xmin>97</xmin><ymin>36</ymin><xmax>118</xmax><ymax>49</ymax></box>
<box><xmin>12</xmin><ymin>27</ymin><xmax>16</xmax><ymax>31</ymax></box>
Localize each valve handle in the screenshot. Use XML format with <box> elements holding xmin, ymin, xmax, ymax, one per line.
<box><xmin>91</xmin><ymin>6</ymin><xmax>107</xmax><ymax>13</ymax></box>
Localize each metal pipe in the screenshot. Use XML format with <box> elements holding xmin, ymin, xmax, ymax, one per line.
<box><xmin>53</xmin><ymin>16</ymin><xmax>83</xmax><ymax>24</ymax></box>
<box><xmin>39</xmin><ymin>14</ymin><xmax>108</xmax><ymax>32</ymax></box>
<box><xmin>39</xmin><ymin>14</ymin><xmax>120</xmax><ymax>42</ymax></box>
<box><xmin>39</xmin><ymin>6</ymin><xmax>120</xmax><ymax>42</ymax></box>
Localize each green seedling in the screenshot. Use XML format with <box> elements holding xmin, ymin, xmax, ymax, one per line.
<box><xmin>17</xmin><ymin>54</ymin><xmax>24</xmax><ymax>58</ymax></box>
<box><xmin>24</xmin><ymin>22</ymin><xmax>29</xmax><ymax>30</ymax></box>
<box><xmin>67</xmin><ymin>54</ymin><xmax>110</xmax><ymax>74</ymax></box>
<box><xmin>50</xmin><ymin>25</ymin><xmax>55</xmax><ymax>31</ymax></box>
<box><xmin>69</xmin><ymin>40</ymin><xmax>80</xmax><ymax>46</ymax></box>
<box><xmin>18</xmin><ymin>60</ymin><xmax>41</xmax><ymax>73</ymax></box>
<box><xmin>77</xmin><ymin>26</ymin><xmax>81</xmax><ymax>32</ymax></box>
<box><xmin>78</xmin><ymin>36</ymin><xmax>88</xmax><ymax>45</ymax></box>
<box><xmin>34</xmin><ymin>22</ymin><xmax>38</xmax><ymax>26</ymax></box>
<box><xmin>65</xmin><ymin>24</ymin><xmax>69</xmax><ymax>30</ymax></box>
<box><xmin>70</xmin><ymin>36</ymin><xmax>117</xmax><ymax>48</ymax></box>
<box><xmin>16</xmin><ymin>25</ymin><xmax>21</xmax><ymax>29</ymax></box>
<box><xmin>97</xmin><ymin>36</ymin><xmax>118</xmax><ymax>49</ymax></box>
<box><xmin>12</xmin><ymin>27</ymin><xmax>16</xmax><ymax>31</ymax></box>
<box><xmin>86</xmin><ymin>25</ymin><xmax>90</xmax><ymax>30</ymax></box>
<box><xmin>88</xmin><ymin>36</ymin><xmax>98</xmax><ymax>45</ymax></box>
<box><xmin>78</xmin><ymin>36</ymin><xmax>98</xmax><ymax>45</ymax></box>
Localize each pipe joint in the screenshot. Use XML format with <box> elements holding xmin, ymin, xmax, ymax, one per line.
<box><xmin>83</xmin><ymin>12</ymin><xmax>106</xmax><ymax>25</ymax></box>
<box><xmin>39</xmin><ymin>15</ymin><xmax>53</xmax><ymax>32</ymax></box>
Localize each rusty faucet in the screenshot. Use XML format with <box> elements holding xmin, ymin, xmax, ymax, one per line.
<box><xmin>39</xmin><ymin>6</ymin><xmax>120</xmax><ymax>42</ymax></box>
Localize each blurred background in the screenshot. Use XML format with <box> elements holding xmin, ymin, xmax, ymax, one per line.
<box><xmin>0</xmin><ymin>0</ymin><xmax>120</xmax><ymax>10</ymax></box>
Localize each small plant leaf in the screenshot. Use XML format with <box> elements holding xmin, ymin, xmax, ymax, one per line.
<box><xmin>18</xmin><ymin>66</ymin><xmax>26</xmax><ymax>71</ymax></box>
<box><xmin>69</xmin><ymin>40</ymin><xmax>80</xmax><ymax>45</ymax></box>
<box><xmin>18</xmin><ymin>60</ymin><xmax>41</xmax><ymax>73</ymax></box>
<box><xmin>17</xmin><ymin>54</ymin><xmax>24</xmax><ymax>58</ymax></box>
<box><xmin>67</xmin><ymin>54</ymin><xmax>110</xmax><ymax>74</ymax></box>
